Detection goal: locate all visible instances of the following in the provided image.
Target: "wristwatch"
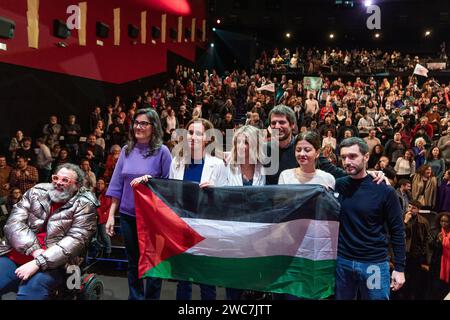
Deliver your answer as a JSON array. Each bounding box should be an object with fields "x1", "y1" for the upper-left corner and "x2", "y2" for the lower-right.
[{"x1": 34, "y1": 254, "x2": 46, "y2": 270}]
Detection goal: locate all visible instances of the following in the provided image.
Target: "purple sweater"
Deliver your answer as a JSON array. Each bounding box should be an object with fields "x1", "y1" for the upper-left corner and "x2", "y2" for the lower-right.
[{"x1": 106, "y1": 143, "x2": 172, "y2": 216}]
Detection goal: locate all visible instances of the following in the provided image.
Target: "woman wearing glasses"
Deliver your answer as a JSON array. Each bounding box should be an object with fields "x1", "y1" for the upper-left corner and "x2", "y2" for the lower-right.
[{"x1": 105, "y1": 108, "x2": 172, "y2": 300}]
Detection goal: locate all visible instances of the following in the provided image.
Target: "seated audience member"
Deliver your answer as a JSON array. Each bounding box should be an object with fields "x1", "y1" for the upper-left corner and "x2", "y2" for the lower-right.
[
  {"x1": 80, "y1": 159, "x2": 96, "y2": 191},
  {"x1": 0, "y1": 163, "x2": 98, "y2": 300},
  {"x1": 102, "y1": 145, "x2": 121, "y2": 183},
  {"x1": 51, "y1": 148, "x2": 71, "y2": 173},
  {"x1": 79, "y1": 134, "x2": 105, "y2": 177},
  {"x1": 15, "y1": 137, "x2": 36, "y2": 167}
]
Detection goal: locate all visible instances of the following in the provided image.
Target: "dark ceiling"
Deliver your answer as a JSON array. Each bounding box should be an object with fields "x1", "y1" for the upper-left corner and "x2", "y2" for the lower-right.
[{"x1": 207, "y1": 0, "x2": 450, "y2": 51}]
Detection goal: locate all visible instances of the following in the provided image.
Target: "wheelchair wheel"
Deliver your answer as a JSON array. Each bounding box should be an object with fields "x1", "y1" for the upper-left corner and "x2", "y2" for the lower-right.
[{"x1": 79, "y1": 276, "x2": 104, "y2": 300}]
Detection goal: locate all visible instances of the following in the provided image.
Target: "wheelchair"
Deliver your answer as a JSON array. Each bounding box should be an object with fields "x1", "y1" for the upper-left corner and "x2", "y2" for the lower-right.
[
  {"x1": 51, "y1": 272, "x2": 104, "y2": 300},
  {"x1": 51, "y1": 246, "x2": 105, "y2": 300}
]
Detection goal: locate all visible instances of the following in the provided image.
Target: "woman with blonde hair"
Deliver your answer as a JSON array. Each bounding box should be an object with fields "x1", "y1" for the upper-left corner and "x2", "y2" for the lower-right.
[
  {"x1": 228, "y1": 125, "x2": 265, "y2": 186},
  {"x1": 225, "y1": 125, "x2": 266, "y2": 300},
  {"x1": 412, "y1": 137, "x2": 427, "y2": 169}
]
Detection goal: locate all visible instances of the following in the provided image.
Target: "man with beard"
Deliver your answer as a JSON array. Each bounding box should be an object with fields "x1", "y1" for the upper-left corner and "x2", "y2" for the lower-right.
[
  {"x1": 334, "y1": 137, "x2": 406, "y2": 300},
  {"x1": 265, "y1": 105, "x2": 384, "y2": 185},
  {"x1": 0, "y1": 163, "x2": 98, "y2": 300},
  {"x1": 265, "y1": 105, "x2": 299, "y2": 185}
]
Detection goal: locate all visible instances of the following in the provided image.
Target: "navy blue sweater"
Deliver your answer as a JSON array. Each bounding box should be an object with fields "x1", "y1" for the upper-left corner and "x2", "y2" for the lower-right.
[{"x1": 336, "y1": 175, "x2": 406, "y2": 272}]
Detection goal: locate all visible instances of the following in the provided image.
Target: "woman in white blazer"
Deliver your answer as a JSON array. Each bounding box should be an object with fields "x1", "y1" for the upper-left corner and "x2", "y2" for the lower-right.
[
  {"x1": 225, "y1": 125, "x2": 266, "y2": 300},
  {"x1": 132, "y1": 118, "x2": 227, "y2": 299},
  {"x1": 226, "y1": 125, "x2": 266, "y2": 187},
  {"x1": 170, "y1": 118, "x2": 227, "y2": 300}
]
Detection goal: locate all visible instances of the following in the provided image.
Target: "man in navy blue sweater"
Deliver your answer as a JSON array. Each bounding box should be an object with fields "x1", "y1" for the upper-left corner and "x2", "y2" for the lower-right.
[{"x1": 335, "y1": 137, "x2": 406, "y2": 300}]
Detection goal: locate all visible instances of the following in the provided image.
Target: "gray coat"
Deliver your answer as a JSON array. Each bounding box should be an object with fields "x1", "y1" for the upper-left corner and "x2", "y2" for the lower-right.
[{"x1": 0, "y1": 183, "x2": 99, "y2": 270}]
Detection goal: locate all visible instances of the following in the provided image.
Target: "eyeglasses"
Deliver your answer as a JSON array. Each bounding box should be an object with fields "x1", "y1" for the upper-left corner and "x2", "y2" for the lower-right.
[
  {"x1": 51, "y1": 175, "x2": 76, "y2": 185},
  {"x1": 133, "y1": 120, "x2": 151, "y2": 128}
]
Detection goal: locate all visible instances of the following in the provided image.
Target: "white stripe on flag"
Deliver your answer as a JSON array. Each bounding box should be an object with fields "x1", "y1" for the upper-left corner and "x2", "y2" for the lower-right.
[{"x1": 183, "y1": 218, "x2": 339, "y2": 261}]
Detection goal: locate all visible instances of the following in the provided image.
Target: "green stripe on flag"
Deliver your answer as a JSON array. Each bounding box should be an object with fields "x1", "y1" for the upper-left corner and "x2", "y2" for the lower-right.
[{"x1": 143, "y1": 254, "x2": 336, "y2": 299}]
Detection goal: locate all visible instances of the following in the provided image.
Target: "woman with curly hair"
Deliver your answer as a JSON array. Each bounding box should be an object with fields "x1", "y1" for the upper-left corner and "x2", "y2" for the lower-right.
[{"x1": 411, "y1": 164, "x2": 438, "y2": 209}]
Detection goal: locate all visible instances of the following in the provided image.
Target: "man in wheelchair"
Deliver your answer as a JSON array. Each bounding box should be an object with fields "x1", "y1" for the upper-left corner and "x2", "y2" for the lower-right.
[{"x1": 0, "y1": 163, "x2": 98, "y2": 300}]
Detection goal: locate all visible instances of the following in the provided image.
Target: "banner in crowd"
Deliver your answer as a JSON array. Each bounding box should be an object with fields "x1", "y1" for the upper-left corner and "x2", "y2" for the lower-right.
[
  {"x1": 134, "y1": 179, "x2": 341, "y2": 299},
  {"x1": 426, "y1": 62, "x2": 446, "y2": 71},
  {"x1": 413, "y1": 64, "x2": 429, "y2": 77},
  {"x1": 256, "y1": 83, "x2": 275, "y2": 92},
  {"x1": 303, "y1": 76, "x2": 323, "y2": 91}
]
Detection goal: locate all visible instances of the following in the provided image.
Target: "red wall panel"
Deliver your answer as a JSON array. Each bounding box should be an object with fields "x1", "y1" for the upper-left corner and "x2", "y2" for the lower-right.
[{"x1": 0, "y1": 0, "x2": 205, "y2": 84}]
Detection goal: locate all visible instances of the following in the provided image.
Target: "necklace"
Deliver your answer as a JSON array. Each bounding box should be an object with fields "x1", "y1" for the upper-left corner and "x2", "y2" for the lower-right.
[{"x1": 294, "y1": 167, "x2": 315, "y2": 182}]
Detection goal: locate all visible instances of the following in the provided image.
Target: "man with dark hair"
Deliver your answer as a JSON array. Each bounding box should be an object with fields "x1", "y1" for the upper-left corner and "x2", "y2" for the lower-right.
[
  {"x1": 0, "y1": 163, "x2": 98, "y2": 300},
  {"x1": 63, "y1": 115, "x2": 81, "y2": 159},
  {"x1": 337, "y1": 118, "x2": 359, "y2": 143},
  {"x1": 335, "y1": 137, "x2": 406, "y2": 300},
  {"x1": 42, "y1": 116, "x2": 62, "y2": 149},
  {"x1": 79, "y1": 134, "x2": 104, "y2": 177},
  {"x1": 396, "y1": 178, "x2": 412, "y2": 212},
  {"x1": 15, "y1": 137, "x2": 36, "y2": 166},
  {"x1": 9, "y1": 156, "x2": 39, "y2": 194},
  {"x1": 399, "y1": 200, "x2": 431, "y2": 300},
  {"x1": 265, "y1": 105, "x2": 298, "y2": 185}
]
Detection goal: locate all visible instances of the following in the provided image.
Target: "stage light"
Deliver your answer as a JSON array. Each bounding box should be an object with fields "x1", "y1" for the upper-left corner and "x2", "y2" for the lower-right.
[
  {"x1": 364, "y1": 0, "x2": 372, "y2": 7},
  {"x1": 285, "y1": 33, "x2": 291, "y2": 38},
  {"x1": 216, "y1": 19, "x2": 221, "y2": 24},
  {"x1": 210, "y1": 43, "x2": 215, "y2": 48},
  {"x1": 425, "y1": 30, "x2": 431, "y2": 37},
  {"x1": 212, "y1": 27, "x2": 216, "y2": 32},
  {"x1": 329, "y1": 33, "x2": 335, "y2": 39},
  {"x1": 375, "y1": 33, "x2": 380, "y2": 38}
]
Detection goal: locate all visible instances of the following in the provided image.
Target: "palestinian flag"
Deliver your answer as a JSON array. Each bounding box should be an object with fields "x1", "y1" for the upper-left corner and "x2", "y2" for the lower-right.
[{"x1": 134, "y1": 179, "x2": 340, "y2": 299}]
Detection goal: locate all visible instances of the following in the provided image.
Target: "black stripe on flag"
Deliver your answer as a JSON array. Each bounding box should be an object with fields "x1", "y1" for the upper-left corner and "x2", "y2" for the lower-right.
[{"x1": 146, "y1": 179, "x2": 340, "y2": 223}]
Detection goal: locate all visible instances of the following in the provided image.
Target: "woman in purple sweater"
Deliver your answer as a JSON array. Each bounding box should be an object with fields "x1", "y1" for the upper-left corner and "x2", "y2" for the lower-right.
[{"x1": 105, "y1": 108, "x2": 172, "y2": 300}]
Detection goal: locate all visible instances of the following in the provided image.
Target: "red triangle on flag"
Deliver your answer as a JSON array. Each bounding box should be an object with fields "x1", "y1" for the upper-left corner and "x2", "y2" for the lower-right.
[{"x1": 134, "y1": 183, "x2": 205, "y2": 278}]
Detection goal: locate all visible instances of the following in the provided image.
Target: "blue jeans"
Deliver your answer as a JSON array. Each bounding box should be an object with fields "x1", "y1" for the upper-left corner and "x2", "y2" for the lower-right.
[
  {"x1": 335, "y1": 256, "x2": 390, "y2": 300},
  {"x1": 0, "y1": 256, "x2": 65, "y2": 300},
  {"x1": 176, "y1": 281, "x2": 216, "y2": 300},
  {"x1": 120, "y1": 213, "x2": 162, "y2": 300}
]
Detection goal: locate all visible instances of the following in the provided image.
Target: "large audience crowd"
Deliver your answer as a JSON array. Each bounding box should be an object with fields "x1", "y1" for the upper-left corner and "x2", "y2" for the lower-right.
[{"x1": 257, "y1": 44, "x2": 448, "y2": 75}]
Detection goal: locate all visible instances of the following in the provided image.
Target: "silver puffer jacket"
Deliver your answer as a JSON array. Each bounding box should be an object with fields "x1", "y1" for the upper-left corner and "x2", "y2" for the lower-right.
[{"x1": 0, "y1": 183, "x2": 99, "y2": 270}]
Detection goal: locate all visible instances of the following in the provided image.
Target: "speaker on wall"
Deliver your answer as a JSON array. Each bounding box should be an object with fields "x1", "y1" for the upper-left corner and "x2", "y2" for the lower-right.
[
  {"x1": 0, "y1": 17, "x2": 15, "y2": 39},
  {"x1": 169, "y1": 28, "x2": 177, "y2": 40},
  {"x1": 96, "y1": 22, "x2": 110, "y2": 38},
  {"x1": 53, "y1": 19, "x2": 71, "y2": 39},
  {"x1": 196, "y1": 28, "x2": 203, "y2": 40},
  {"x1": 151, "y1": 26, "x2": 161, "y2": 39},
  {"x1": 128, "y1": 24, "x2": 139, "y2": 39},
  {"x1": 184, "y1": 28, "x2": 191, "y2": 39}
]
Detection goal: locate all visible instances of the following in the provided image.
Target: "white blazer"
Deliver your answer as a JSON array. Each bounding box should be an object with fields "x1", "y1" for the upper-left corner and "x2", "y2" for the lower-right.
[
  {"x1": 226, "y1": 163, "x2": 266, "y2": 186},
  {"x1": 169, "y1": 153, "x2": 228, "y2": 186}
]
